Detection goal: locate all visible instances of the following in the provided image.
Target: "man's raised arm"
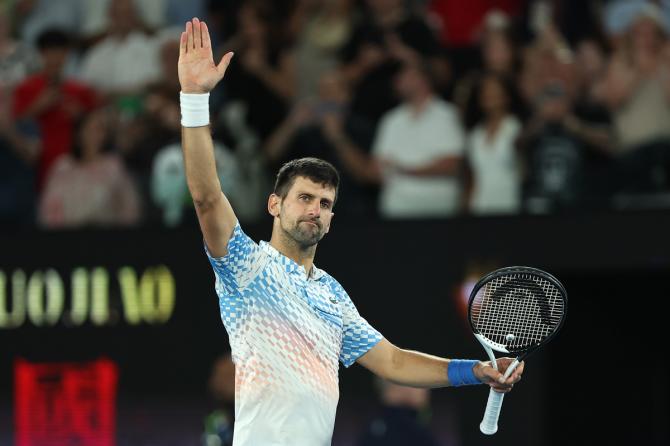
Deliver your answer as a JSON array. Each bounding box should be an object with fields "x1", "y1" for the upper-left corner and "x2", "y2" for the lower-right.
[{"x1": 178, "y1": 18, "x2": 235, "y2": 257}]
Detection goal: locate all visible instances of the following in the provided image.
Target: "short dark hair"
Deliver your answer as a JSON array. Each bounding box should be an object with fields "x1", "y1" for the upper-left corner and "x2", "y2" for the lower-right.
[
  {"x1": 36, "y1": 29, "x2": 71, "y2": 51},
  {"x1": 274, "y1": 158, "x2": 340, "y2": 203},
  {"x1": 395, "y1": 58, "x2": 441, "y2": 93}
]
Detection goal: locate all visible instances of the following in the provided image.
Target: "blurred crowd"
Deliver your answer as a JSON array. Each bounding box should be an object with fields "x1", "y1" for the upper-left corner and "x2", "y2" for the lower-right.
[{"x1": 2, "y1": 0, "x2": 670, "y2": 229}]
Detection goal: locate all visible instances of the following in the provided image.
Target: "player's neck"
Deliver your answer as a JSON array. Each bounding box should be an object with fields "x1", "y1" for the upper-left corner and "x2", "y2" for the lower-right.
[{"x1": 270, "y1": 234, "x2": 317, "y2": 278}]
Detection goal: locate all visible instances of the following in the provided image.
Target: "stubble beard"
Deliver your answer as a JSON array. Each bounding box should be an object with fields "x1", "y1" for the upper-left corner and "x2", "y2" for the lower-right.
[{"x1": 282, "y1": 218, "x2": 324, "y2": 250}]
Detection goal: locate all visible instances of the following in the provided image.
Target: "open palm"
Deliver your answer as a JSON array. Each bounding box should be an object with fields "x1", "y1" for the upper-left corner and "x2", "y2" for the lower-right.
[{"x1": 178, "y1": 18, "x2": 233, "y2": 94}]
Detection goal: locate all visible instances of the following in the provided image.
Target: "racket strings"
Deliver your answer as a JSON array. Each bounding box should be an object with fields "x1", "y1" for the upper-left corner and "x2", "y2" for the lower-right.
[{"x1": 470, "y1": 273, "x2": 565, "y2": 350}]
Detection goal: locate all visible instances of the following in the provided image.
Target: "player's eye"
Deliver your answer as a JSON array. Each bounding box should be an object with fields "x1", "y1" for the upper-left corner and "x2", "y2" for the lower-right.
[{"x1": 320, "y1": 201, "x2": 331, "y2": 209}]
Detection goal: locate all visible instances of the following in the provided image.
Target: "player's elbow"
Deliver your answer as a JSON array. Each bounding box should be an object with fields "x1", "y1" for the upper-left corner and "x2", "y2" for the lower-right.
[
  {"x1": 381, "y1": 345, "x2": 406, "y2": 382},
  {"x1": 192, "y1": 191, "x2": 222, "y2": 213}
]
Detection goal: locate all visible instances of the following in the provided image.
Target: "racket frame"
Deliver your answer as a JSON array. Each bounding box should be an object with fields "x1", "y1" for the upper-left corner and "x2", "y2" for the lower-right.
[{"x1": 466, "y1": 266, "x2": 568, "y2": 434}]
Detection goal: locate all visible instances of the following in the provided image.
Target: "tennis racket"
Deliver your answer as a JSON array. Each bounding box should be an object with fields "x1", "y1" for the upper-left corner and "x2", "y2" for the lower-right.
[{"x1": 468, "y1": 266, "x2": 567, "y2": 435}]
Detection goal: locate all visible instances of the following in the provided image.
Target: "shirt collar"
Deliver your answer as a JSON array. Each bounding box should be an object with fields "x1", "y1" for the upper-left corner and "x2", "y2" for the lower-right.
[{"x1": 259, "y1": 241, "x2": 326, "y2": 281}]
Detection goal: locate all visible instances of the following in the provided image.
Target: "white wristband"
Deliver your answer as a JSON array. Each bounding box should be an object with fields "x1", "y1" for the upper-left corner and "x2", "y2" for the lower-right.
[{"x1": 180, "y1": 92, "x2": 210, "y2": 127}]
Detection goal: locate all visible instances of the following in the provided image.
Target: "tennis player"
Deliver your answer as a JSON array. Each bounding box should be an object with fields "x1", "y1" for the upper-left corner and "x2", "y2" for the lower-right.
[{"x1": 178, "y1": 18, "x2": 524, "y2": 446}]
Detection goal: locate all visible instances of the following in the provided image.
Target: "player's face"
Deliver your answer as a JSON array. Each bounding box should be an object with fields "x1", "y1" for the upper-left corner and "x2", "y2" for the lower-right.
[{"x1": 278, "y1": 177, "x2": 335, "y2": 248}]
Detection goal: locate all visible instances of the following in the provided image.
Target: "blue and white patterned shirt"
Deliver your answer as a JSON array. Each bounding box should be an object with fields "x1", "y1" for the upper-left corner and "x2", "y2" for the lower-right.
[{"x1": 205, "y1": 222, "x2": 383, "y2": 446}]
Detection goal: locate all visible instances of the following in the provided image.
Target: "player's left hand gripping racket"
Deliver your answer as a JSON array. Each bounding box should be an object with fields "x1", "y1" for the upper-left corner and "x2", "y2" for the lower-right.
[{"x1": 468, "y1": 266, "x2": 567, "y2": 435}]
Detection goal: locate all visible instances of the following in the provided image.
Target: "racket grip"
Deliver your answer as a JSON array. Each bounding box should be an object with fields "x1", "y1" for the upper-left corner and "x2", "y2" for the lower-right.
[{"x1": 480, "y1": 388, "x2": 505, "y2": 435}]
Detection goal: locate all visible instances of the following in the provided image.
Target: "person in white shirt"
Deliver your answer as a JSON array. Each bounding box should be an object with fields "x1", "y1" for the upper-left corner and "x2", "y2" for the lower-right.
[
  {"x1": 324, "y1": 60, "x2": 466, "y2": 218},
  {"x1": 79, "y1": 0, "x2": 160, "y2": 95},
  {"x1": 465, "y1": 73, "x2": 522, "y2": 215},
  {"x1": 178, "y1": 18, "x2": 524, "y2": 446}
]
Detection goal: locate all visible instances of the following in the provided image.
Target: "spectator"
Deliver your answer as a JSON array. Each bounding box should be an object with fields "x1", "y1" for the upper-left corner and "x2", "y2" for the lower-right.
[
  {"x1": 0, "y1": 84, "x2": 39, "y2": 226},
  {"x1": 38, "y1": 108, "x2": 140, "y2": 228},
  {"x1": 14, "y1": 0, "x2": 81, "y2": 45},
  {"x1": 152, "y1": 35, "x2": 181, "y2": 98},
  {"x1": 264, "y1": 70, "x2": 378, "y2": 216},
  {"x1": 453, "y1": 11, "x2": 523, "y2": 127},
  {"x1": 340, "y1": 0, "x2": 446, "y2": 124},
  {"x1": 518, "y1": 79, "x2": 588, "y2": 212},
  {"x1": 290, "y1": 0, "x2": 358, "y2": 101},
  {"x1": 464, "y1": 73, "x2": 523, "y2": 215},
  {"x1": 603, "y1": 0, "x2": 670, "y2": 45},
  {"x1": 0, "y1": 4, "x2": 39, "y2": 225},
  {"x1": 79, "y1": 0, "x2": 178, "y2": 39},
  {"x1": 356, "y1": 380, "x2": 438, "y2": 446},
  {"x1": 518, "y1": 21, "x2": 575, "y2": 109},
  {"x1": 332, "y1": 60, "x2": 465, "y2": 218},
  {"x1": 519, "y1": 23, "x2": 619, "y2": 211},
  {"x1": 573, "y1": 36, "x2": 612, "y2": 135},
  {"x1": 427, "y1": 0, "x2": 523, "y2": 48},
  {"x1": 12, "y1": 29, "x2": 98, "y2": 189},
  {"x1": 78, "y1": 0, "x2": 205, "y2": 45},
  {"x1": 151, "y1": 140, "x2": 241, "y2": 227},
  {"x1": 222, "y1": 0, "x2": 295, "y2": 141},
  {"x1": 478, "y1": 12, "x2": 520, "y2": 77},
  {"x1": 570, "y1": 36, "x2": 615, "y2": 201},
  {"x1": 79, "y1": 0, "x2": 161, "y2": 97},
  {"x1": 141, "y1": 34, "x2": 246, "y2": 225},
  {"x1": 599, "y1": 3, "x2": 670, "y2": 194},
  {"x1": 600, "y1": 3, "x2": 670, "y2": 153},
  {"x1": 116, "y1": 37, "x2": 182, "y2": 178}
]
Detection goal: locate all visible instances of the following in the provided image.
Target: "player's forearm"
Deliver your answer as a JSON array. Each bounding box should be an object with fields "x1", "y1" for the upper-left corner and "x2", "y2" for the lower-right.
[
  {"x1": 384, "y1": 349, "x2": 488, "y2": 389},
  {"x1": 181, "y1": 126, "x2": 223, "y2": 206},
  {"x1": 383, "y1": 348, "x2": 450, "y2": 388}
]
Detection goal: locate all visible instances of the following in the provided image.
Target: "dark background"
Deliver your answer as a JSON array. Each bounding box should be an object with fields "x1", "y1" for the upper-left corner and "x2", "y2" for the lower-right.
[{"x1": 1, "y1": 210, "x2": 668, "y2": 445}]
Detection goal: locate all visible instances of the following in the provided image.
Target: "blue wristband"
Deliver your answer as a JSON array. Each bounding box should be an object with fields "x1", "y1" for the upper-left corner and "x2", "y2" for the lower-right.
[{"x1": 448, "y1": 359, "x2": 482, "y2": 386}]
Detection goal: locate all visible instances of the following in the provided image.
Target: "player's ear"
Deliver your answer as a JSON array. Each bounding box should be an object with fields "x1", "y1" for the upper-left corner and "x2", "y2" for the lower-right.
[
  {"x1": 268, "y1": 193, "x2": 281, "y2": 217},
  {"x1": 324, "y1": 212, "x2": 333, "y2": 234}
]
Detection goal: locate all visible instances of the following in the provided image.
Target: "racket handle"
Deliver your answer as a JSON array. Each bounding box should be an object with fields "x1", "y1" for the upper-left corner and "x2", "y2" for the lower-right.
[
  {"x1": 480, "y1": 388, "x2": 505, "y2": 435},
  {"x1": 479, "y1": 358, "x2": 520, "y2": 434}
]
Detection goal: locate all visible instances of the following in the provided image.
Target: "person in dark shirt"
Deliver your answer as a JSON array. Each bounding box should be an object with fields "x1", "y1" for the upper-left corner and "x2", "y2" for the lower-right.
[
  {"x1": 263, "y1": 70, "x2": 378, "y2": 217},
  {"x1": 339, "y1": 0, "x2": 445, "y2": 124},
  {"x1": 221, "y1": 0, "x2": 295, "y2": 141},
  {"x1": 519, "y1": 81, "x2": 593, "y2": 212}
]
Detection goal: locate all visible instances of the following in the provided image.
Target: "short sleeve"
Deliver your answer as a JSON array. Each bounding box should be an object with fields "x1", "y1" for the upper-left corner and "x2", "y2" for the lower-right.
[
  {"x1": 338, "y1": 290, "x2": 383, "y2": 367},
  {"x1": 204, "y1": 222, "x2": 266, "y2": 295}
]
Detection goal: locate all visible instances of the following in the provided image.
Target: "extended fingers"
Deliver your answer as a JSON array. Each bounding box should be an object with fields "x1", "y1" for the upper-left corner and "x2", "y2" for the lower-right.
[
  {"x1": 186, "y1": 21, "x2": 193, "y2": 50},
  {"x1": 180, "y1": 31, "x2": 187, "y2": 55},
  {"x1": 202, "y1": 22, "x2": 212, "y2": 49},
  {"x1": 193, "y1": 17, "x2": 202, "y2": 48}
]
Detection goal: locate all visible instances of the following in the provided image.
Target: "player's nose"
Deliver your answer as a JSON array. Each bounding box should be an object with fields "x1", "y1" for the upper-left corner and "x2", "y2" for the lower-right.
[{"x1": 307, "y1": 202, "x2": 321, "y2": 216}]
